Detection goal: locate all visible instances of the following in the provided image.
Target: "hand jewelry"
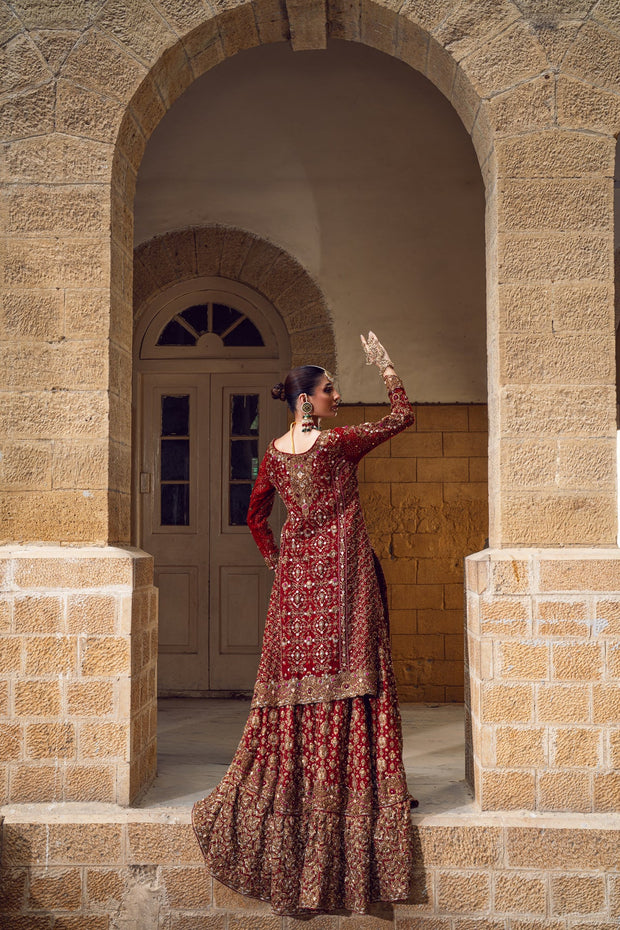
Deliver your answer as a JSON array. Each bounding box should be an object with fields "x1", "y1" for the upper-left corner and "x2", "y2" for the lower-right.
[{"x1": 360, "y1": 330, "x2": 393, "y2": 372}]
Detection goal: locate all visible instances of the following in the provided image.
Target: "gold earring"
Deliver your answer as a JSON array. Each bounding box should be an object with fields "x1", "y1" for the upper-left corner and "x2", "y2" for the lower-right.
[{"x1": 301, "y1": 399, "x2": 314, "y2": 432}]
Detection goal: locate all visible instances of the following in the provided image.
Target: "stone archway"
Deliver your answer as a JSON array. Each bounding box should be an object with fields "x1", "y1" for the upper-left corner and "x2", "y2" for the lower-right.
[
  {"x1": 2, "y1": 0, "x2": 620, "y2": 812},
  {"x1": 133, "y1": 225, "x2": 336, "y2": 371}
]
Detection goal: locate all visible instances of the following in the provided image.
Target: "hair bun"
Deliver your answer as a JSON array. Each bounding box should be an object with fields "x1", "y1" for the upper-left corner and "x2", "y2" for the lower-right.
[{"x1": 271, "y1": 382, "x2": 286, "y2": 402}]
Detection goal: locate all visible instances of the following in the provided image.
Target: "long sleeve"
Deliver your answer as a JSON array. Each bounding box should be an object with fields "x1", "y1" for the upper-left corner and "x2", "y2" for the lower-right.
[
  {"x1": 335, "y1": 372, "x2": 415, "y2": 462},
  {"x1": 246, "y1": 453, "x2": 279, "y2": 569}
]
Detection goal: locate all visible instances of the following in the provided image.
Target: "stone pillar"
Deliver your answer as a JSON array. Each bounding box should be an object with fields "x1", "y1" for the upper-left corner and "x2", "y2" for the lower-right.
[
  {"x1": 466, "y1": 549, "x2": 620, "y2": 812},
  {"x1": 488, "y1": 131, "x2": 617, "y2": 548},
  {"x1": 0, "y1": 547, "x2": 157, "y2": 805}
]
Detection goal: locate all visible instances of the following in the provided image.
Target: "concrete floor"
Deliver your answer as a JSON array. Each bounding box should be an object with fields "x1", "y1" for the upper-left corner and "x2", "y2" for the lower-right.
[{"x1": 139, "y1": 698, "x2": 474, "y2": 814}]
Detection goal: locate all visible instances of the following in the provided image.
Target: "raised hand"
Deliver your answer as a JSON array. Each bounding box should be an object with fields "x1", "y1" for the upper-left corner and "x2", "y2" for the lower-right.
[{"x1": 360, "y1": 331, "x2": 393, "y2": 372}]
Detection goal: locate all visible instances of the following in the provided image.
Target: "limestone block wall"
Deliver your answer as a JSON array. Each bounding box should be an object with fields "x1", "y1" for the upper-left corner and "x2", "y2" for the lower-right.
[
  {"x1": 0, "y1": 547, "x2": 157, "y2": 805},
  {"x1": 338, "y1": 402, "x2": 488, "y2": 703},
  {"x1": 1, "y1": 814, "x2": 619, "y2": 929},
  {"x1": 467, "y1": 549, "x2": 620, "y2": 812}
]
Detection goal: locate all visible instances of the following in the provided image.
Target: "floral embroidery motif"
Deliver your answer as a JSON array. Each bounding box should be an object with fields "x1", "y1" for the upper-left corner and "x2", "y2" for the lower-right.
[{"x1": 192, "y1": 374, "x2": 416, "y2": 915}]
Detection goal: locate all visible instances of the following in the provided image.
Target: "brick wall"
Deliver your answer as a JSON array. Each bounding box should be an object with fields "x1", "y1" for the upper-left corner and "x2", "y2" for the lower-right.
[
  {"x1": 2, "y1": 816, "x2": 619, "y2": 928},
  {"x1": 338, "y1": 402, "x2": 488, "y2": 703},
  {"x1": 0, "y1": 547, "x2": 157, "y2": 805},
  {"x1": 467, "y1": 549, "x2": 620, "y2": 811}
]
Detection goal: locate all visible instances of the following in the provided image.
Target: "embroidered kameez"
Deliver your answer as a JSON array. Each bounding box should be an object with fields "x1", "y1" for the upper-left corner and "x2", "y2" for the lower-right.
[{"x1": 192, "y1": 374, "x2": 416, "y2": 915}]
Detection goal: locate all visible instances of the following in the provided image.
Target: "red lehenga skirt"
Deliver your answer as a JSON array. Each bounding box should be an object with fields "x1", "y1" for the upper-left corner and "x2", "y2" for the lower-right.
[{"x1": 191, "y1": 670, "x2": 414, "y2": 916}]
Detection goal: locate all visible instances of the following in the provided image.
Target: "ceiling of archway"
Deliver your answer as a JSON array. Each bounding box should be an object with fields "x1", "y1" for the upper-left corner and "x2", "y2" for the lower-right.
[{"x1": 134, "y1": 40, "x2": 486, "y2": 402}]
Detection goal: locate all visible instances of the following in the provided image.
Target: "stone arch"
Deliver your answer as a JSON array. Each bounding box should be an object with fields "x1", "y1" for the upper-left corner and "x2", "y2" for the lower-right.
[
  {"x1": 3, "y1": 0, "x2": 620, "y2": 814},
  {"x1": 133, "y1": 226, "x2": 336, "y2": 372}
]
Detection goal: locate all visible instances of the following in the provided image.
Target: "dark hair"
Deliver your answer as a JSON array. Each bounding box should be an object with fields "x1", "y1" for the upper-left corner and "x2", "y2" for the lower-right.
[{"x1": 271, "y1": 366, "x2": 327, "y2": 414}]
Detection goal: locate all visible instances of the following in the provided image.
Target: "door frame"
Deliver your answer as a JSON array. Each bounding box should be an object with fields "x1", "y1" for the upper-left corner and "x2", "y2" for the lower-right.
[{"x1": 132, "y1": 276, "x2": 291, "y2": 693}]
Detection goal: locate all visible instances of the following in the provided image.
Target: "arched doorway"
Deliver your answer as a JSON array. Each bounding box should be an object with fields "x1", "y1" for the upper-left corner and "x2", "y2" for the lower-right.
[{"x1": 134, "y1": 275, "x2": 290, "y2": 693}]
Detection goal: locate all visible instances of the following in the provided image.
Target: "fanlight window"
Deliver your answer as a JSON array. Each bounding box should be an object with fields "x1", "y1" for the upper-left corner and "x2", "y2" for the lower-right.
[{"x1": 157, "y1": 303, "x2": 264, "y2": 349}]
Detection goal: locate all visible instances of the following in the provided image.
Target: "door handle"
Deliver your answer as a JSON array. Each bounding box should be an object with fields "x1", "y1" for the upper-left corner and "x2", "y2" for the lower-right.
[{"x1": 140, "y1": 472, "x2": 151, "y2": 493}]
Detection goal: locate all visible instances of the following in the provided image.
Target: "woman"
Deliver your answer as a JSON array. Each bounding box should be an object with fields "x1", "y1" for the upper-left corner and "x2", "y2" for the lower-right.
[{"x1": 192, "y1": 332, "x2": 416, "y2": 915}]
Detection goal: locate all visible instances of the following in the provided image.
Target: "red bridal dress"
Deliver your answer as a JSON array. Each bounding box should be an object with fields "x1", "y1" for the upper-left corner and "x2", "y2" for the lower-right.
[{"x1": 192, "y1": 373, "x2": 415, "y2": 915}]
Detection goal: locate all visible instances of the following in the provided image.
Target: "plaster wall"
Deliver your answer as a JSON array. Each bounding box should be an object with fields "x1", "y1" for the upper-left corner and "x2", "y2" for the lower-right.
[{"x1": 135, "y1": 41, "x2": 486, "y2": 403}]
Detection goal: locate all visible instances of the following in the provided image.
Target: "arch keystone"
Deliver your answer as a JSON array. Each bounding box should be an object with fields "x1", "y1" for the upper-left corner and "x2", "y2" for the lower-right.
[{"x1": 286, "y1": 0, "x2": 327, "y2": 50}]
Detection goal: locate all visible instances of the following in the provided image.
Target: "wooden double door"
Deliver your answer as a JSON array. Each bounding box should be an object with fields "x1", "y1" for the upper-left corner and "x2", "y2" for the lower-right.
[{"x1": 138, "y1": 371, "x2": 284, "y2": 693}]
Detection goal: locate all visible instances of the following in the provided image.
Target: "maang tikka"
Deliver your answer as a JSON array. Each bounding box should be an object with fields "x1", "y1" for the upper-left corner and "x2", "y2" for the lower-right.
[{"x1": 301, "y1": 399, "x2": 315, "y2": 432}]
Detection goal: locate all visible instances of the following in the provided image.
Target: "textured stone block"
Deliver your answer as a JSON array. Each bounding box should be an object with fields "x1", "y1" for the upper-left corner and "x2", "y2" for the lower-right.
[
  {"x1": 161, "y1": 865, "x2": 212, "y2": 908},
  {"x1": 488, "y1": 560, "x2": 530, "y2": 595},
  {"x1": 593, "y1": 685, "x2": 620, "y2": 723},
  {"x1": 535, "y1": 599, "x2": 589, "y2": 637},
  {"x1": 0, "y1": 440, "x2": 53, "y2": 491},
  {"x1": 0, "y1": 679, "x2": 8, "y2": 715},
  {"x1": 500, "y1": 331, "x2": 613, "y2": 383},
  {"x1": 552, "y1": 727, "x2": 601, "y2": 767},
  {"x1": 537, "y1": 684, "x2": 589, "y2": 723},
  {"x1": 127, "y1": 823, "x2": 202, "y2": 864},
  {"x1": 593, "y1": 772, "x2": 620, "y2": 811},
  {"x1": 51, "y1": 441, "x2": 108, "y2": 491},
  {"x1": 496, "y1": 726, "x2": 546, "y2": 767},
  {"x1": 538, "y1": 772, "x2": 591, "y2": 812},
  {"x1": 26, "y1": 723, "x2": 76, "y2": 760},
  {"x1": 13, "y1": 595, "x2": 63, "y2": 634},
  {"x1": 29, "y1": 867, "x2": 82, "y2": 910},
  {"x1": 501, "y1": 491, "x2": 616, "y2": 546},
  {"x1": 479, "y1": 597, "x2": 530, "y2": 637},
  {"x1": 0, "y1": 391, "x2": 108, "y2": 441},
  {"x1": 227, "y1": 916, "x2": 282, "y2": 930},
  {"x1": 416, "y1": 826, "x2": 502, "y2": 868},
  {"x1": 507, "y1": 826, "x2": 619, "y2": 869},
  {"x1": 557, "y1": 73, "x2": 620, "y2": 132},
  {"x1": 480, "y1": 770, "x2": 535, "y2": 810},
  {"x1": 498, "y1": 177, "x2": 612, "y2": 232},
  {"x1": 86, "y1": 867, "x2": 125, "y2": 906},
  {"x1": 493, "y1": 871, "x2": 546, "y2": 915},
  {"x1": 14, "y1": 552, "x2": 134, "y2": 589},
  {"x1": 500, "y1": 385, "x2": 615, "y2": 438},
  {"x1": 0, "y1": 724, "x2": 22, "y2": 761},
  {"x1": 66, "y1": 594, "x2": 116, "y2": 635},
  {"x1": 15, "y1": 680, "x2": 61, "y2": 717},
  {"x1": 0, "y1": 866, "x2": 27, "y2": 912},
  {"x1": 9, "y1": 763, "x2": 62, "y2": 803},
  {"x1": 80, "y1": 722, "x2": 128, "y2": 760},
  {"x1": 436, "y1": 870, "x2": 490, "y2": 912},
  {"x1": 65, "y1": 764, "x2": 115, "y2": 801},
  {"x1": 67, "y1": 680, "x2": 115, "y2": 717},
  {"x1": 501, "y1": 493, "x2": 616, "y2": 547},
  {"x1": 0, "y1": 637, "x2": 22, "y2": 673},
  {"x1": 481, "y1": 683, "x2": 533, "y2": 723},
  {"x1": 552, "y1": 643, "x2": 604, "y2": 681},
  {"x1": 6, "y1": 184, "x2": 110, "y2": 236},
  {"x1": 540, "y1": 557, "x2": 620, "y2": 593},
  {"x1": 48, "y1": 916, "x2": 109, "y2": 929},
  {"x1": 4, "y1": 238, "x2": 110, "y2": 288},
  {"x1": 80, "y1": 636, "x2": 130, "y2": 676},
  {"x1": 593, "y1": 599, "x2": 620, "y2": 636},
  {"x1": 497, "y1": 642, "x2": 549, "y2": 680},
  {"x1": 56, "y1": 79, "x2": 124, "y2": 142},
  {"x1": 551, "y1": 873, "x2": 605, "y2": 916},
  {"x1": 24, "y1": 636, "x2": 76, "y2": 675},
  {"x1": 168, "y1": 916, "x2": 227, "y2": 930},
  {"x1": 495, "y1": 130, "x2": 614, "y2": 178},
  {"x1": 64, "y1": 289, "x2": 111, "y2": 338}
]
